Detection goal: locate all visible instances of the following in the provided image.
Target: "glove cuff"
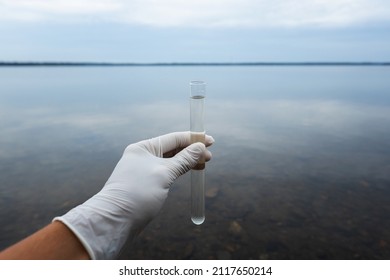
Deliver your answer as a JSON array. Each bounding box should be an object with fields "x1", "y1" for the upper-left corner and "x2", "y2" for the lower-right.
[{"x1": 53, "y1": 195, "x2": 136, "y2": 259}]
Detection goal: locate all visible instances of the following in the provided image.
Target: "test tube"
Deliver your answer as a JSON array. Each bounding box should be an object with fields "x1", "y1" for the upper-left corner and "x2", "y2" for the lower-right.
[{"x1": 190, "y1": 81, "x2": 206, "y2": 225}]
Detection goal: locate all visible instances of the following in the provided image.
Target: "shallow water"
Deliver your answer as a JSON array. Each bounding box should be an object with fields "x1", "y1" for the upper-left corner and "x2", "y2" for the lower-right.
[{"x1": 0, "y1": 66, "x2": 389, "y2": 259}]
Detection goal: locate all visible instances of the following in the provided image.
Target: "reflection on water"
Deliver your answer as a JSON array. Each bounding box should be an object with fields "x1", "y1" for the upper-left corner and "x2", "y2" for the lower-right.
[{"x1": 1, "y1": 66, "x2": 390, "y2": 259}]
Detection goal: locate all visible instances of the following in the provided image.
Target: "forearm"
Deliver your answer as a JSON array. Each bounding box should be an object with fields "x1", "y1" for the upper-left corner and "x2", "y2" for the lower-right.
[{"x1": 0, "y1": 221, "x2": 90, "y2": 260}]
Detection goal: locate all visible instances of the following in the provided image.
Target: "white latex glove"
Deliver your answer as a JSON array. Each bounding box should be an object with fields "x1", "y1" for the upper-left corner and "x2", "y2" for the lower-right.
[{"x1": 54, "y1": 131, "x2": 214, "y2": 259}]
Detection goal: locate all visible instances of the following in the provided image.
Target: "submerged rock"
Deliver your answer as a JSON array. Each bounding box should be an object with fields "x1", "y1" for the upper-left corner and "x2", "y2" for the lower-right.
[
  {"x1": 206, "y1": 187, "x2": 219, "y2": 198},
  {"x1": 228, "y1": 220, "x2": 243, "y2": 236}
]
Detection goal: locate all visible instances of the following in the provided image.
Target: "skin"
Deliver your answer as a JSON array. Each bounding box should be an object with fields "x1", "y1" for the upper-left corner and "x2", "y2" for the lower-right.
[{"x1": 0, "y1": 221, "x2": 90, "y2": 260}]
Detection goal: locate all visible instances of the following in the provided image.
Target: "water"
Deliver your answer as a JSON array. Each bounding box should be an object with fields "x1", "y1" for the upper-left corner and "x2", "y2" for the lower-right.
[
  {"x1": 191, "y1": 169, "x2": 205, "y2": 225},
  {"x1": 190, "y1": 91, "x2": 206, "y2": 225},
  {"x1": 0, "y1": 66, "x2": 390, "y2": 259}
]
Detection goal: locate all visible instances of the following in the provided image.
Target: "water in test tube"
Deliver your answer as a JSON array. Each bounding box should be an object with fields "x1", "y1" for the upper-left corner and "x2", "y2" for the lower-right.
[{"x1": 190, "y1": 81, "x2": 206, "y2": 225}]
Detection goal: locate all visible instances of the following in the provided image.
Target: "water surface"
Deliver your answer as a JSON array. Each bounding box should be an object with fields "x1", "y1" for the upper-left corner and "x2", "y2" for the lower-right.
[{"x1": 0, "y1": 66, "x2": 389, "y2": 259}]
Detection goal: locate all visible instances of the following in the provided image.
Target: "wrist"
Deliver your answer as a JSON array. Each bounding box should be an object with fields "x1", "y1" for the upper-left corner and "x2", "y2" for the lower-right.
[{"x1": 53, "y1": 193, "x2": 137, "y2": 260}]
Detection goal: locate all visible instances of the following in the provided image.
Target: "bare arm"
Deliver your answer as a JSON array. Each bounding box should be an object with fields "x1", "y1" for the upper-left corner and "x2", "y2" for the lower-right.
[{"x1": 0, "y1": 221, "x2": 90, "y2": 260}]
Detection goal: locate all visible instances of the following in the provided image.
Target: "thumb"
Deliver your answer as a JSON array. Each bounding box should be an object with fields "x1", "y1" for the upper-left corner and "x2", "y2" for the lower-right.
[{"x1": 167, "y1": 142, "x2": 211, "y2": 179}]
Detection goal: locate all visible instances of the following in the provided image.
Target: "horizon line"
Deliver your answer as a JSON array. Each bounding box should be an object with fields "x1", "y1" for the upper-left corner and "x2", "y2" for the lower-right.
[{"x1": 1, "y1": 61, "x2": 390, "y2": 67}]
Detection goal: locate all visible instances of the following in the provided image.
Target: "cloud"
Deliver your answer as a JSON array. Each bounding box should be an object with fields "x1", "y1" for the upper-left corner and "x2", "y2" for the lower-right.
[
  {"x1": 0, "y1": 0, "x2": 389, "y2": 27},
  {"x1": 0, "y1": 0, "x2": 120, "y2": 21},
  {"x1": 117, "y1": 0, "x2": 390, "y2": 28}
]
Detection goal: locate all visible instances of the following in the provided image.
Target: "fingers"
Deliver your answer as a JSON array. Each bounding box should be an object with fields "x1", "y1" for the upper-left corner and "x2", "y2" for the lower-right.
[
  {"x1": 205, "y1": 135, "x2": 215, "y2": 147},
  {"x1": 140, "y1": 131, "x2": 214, "y2": 157},
  {"x1": 204, "y1": 148, "x2": 212, "y2": 162},
  {"x1": 158, "y1": 131, "x2": 191, "y2": 155},
  {"x1": 168, "y1": 142, "x2": 212, "y2": 178}
]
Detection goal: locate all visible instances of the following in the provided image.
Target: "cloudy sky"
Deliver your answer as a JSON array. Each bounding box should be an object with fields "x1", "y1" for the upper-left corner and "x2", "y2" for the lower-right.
[{"x1": 0, "y1": 0, "x2": 389, "y2": 62}]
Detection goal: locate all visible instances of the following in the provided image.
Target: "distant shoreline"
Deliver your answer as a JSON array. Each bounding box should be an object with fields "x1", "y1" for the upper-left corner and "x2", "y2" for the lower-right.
[{"x1": 1, "y1": 61, "x2": 390, "y2": 67}]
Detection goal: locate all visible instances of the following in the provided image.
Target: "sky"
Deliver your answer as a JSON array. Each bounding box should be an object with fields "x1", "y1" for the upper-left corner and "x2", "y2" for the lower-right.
[{"x1": 0, "y1": 0, "x2": 390, "y2": 62}]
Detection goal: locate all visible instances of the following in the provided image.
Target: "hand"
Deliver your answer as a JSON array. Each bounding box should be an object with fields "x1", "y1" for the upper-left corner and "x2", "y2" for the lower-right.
[{"x1": 54, "y1": 131, "x2": 214, "y2": 259}]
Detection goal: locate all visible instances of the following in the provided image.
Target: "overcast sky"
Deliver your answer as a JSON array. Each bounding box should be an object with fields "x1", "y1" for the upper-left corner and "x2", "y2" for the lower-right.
[{"x1": 1, "y1": 0, "x2": 389, "y2": 62}]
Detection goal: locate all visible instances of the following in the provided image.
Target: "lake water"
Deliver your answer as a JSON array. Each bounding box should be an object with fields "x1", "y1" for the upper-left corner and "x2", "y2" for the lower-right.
[{"x1": 0, "y1": 66, "x2": 390, "y2": 259}]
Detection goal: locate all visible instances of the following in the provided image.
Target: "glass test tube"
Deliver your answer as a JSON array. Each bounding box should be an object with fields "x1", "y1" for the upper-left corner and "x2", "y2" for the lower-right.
[{"x1": 190, "y1": 81, "x2": 206, "y2": 225}]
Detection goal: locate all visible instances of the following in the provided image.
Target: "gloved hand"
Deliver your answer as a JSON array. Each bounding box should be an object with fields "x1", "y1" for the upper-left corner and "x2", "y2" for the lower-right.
[{"x1": 53, "y1": 131, "x2": 214, "y2": 259}]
